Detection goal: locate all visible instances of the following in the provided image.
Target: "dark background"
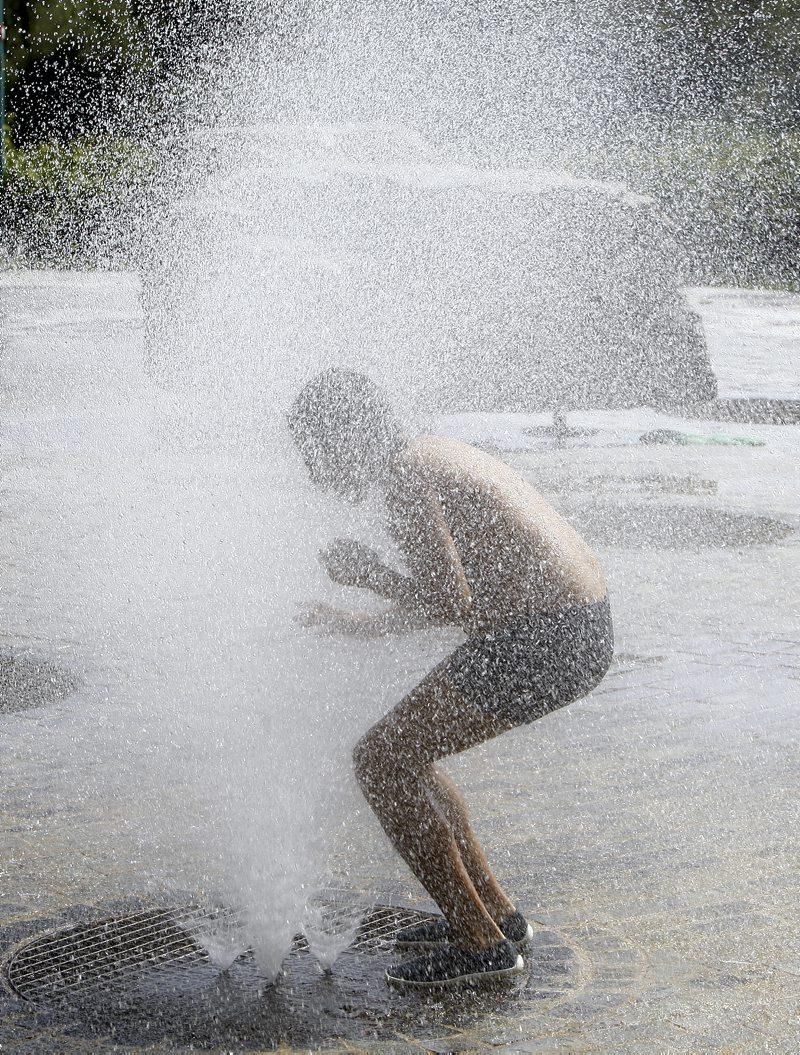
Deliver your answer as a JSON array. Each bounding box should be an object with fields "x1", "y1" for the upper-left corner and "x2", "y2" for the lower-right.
[
  {"x1": 5, "y1": 1, "x2": 798, "y2": 143},
  {"x1": 1, "y1": 1, "x2": 798, "y2": 282},
  {"x1": 3, "y1": 0, "x2": 293, "y2": 144}
]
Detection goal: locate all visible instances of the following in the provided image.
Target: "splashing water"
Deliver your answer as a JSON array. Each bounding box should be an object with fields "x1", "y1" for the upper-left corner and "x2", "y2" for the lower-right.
[
  {"x1": 2, "y1": 1, "x2": 712, "y2": 982},
  {"x1": 302, "y1": 898, "x2": 366, "y2": 972}
]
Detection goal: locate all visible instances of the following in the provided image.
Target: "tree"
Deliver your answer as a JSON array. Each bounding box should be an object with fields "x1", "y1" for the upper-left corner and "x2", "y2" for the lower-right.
[
  {"x1": 6, "y1": 0, "x2": 141, "y2": 143},
  {"x1": 5, "y1": 0, "x2": 307, "y2": 144},
  {"x1": 624, "y1": 0, "x2": 800, "y2": 122}
]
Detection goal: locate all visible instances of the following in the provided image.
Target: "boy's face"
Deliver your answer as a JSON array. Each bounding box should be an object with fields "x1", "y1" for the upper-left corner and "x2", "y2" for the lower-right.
[{"x1": 298, "y1": 439, "x2": 370, "y2": 504}]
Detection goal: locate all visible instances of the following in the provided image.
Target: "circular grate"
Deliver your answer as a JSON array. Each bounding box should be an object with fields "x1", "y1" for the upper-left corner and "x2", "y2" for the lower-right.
[
  {"x1": 6, "y1": 905, "x2": 208, "y2": 1004},
  {"x1": 1, "y1": 902, "x2": 583, "y2": 1049},
  {"x1": 3, "y1": 902, "x2": 436, "y2": 1006}
]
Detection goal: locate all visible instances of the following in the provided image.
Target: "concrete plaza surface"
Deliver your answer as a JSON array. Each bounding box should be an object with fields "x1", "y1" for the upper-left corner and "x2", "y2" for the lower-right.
[{"x1": 0, "y1": 277, "x2": 798, "y2": 1053}]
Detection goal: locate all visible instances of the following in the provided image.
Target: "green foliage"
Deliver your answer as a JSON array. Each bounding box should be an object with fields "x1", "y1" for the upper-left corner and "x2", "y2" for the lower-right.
[
  {"x1": 2, "y1": 2, "x2": 800, "y2": 280},
  {"x1": 625, "y1": 0, "x2": 800, "y2": 119},
  {"x1": 0, "y1": 134, "x2": 156, "y2": 266},
  {"x1": 3, "y1": 133, "x2": 151, "y2": 193},
  {"x1": 577, "y1": 120, "x2": 800, "y2": 287},
  {"x1": 5, "y1": 0, "x2": 138, "y2": 86},
  {"x1": 645, "y1": 124, "x2": 799, "y2": 285},
  {"x1": 3, "y1": 0, "x2": 191, "y2": 143},
  {"x1": 3, "y1": 0, "x2": 247, "y2": 143}
]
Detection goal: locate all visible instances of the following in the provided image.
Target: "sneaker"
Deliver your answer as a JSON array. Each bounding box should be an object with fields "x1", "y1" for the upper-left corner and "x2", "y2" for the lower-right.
[
  {"x1": 386, "y1": 939, "x2": 524, "y2": 991},
  {"x1": 394, "y1": 910, "x2": 533, "y2": 950}
]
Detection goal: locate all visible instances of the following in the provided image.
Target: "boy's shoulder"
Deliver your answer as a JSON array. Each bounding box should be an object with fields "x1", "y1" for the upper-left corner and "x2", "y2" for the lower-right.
[
  {"x1": 402, "y1": 436, "x2": 515, "y2": 486},
  {"x1": 402, "y1": 434, "x2": 477, "y2": 470},
  {"x1": 388, "y1": 436, "x2": 473, "y2": 501},
  {"x1": 399, "y1": 435, "x2": 536, "y2": 502}
]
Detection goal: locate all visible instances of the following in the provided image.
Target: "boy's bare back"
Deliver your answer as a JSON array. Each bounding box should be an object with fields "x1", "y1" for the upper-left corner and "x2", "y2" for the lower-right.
[{"x1": 387, "y1": 435, "x2": 607, "y2": 632}]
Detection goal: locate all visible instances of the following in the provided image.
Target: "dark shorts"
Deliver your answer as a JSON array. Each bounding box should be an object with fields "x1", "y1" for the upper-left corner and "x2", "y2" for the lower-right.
[{"x1": 441, "y1": 597, "x2": 614, "y2": 727}]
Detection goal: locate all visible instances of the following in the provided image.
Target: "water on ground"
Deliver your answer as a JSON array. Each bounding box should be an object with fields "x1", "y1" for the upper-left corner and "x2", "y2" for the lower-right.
[{"x1": 0, "y1": 275, "x2": 798, "y2": 1052}]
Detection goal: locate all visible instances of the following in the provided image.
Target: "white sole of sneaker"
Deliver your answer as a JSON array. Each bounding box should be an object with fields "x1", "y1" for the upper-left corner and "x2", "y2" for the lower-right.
[
  {"x1": 394, "y1": 923, "x2": 534, "y2": 952},
  {"x1": 385, "y1": 953, "x2": 525, "y2": 991},
  {"x1": 393, "y1": 939, "x2": 449, "y2": 951}
]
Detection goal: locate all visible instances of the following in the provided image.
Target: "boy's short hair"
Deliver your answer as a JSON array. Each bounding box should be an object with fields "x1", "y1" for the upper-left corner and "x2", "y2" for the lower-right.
[{"x1": 288, "y1": 369, "x2": 403, "y2": 481}]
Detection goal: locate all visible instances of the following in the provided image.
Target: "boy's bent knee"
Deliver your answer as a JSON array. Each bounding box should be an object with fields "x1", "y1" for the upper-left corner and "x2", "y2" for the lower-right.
[
  {"x1": 353, "y1": 729, "x2": 392, "y2": 795},
  {"x1": 353, "y1": 726, "x2": 425, "y2": 801},
  {"x1": 352, "y1": 733, "x2": 374, "y2": 790}
]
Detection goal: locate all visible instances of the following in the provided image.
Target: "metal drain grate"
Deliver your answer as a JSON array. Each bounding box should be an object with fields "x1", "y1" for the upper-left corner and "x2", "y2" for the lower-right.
[
  {"x1": 1, "y1": 908, "x2": 584, "y2": 1048},
  {"x1": 4, "y1": 902, "x2": 436, "y2": 1005}
]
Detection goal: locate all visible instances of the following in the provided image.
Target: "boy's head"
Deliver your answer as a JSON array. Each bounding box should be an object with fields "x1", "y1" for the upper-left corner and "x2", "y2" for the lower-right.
[{"x1": 287, "y1": 369, "x2": 404, "y2": 501}]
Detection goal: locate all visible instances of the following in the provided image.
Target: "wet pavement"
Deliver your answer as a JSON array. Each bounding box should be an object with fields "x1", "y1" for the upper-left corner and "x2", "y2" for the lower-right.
[{"x1": 1, "y1": 279, "x2": 799, "y2": 1052}]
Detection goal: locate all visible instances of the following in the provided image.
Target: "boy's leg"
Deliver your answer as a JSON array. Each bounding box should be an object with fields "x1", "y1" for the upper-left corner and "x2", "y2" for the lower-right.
[
  {"x1": 359, "y1": 755, "x2": 502, "y2": 950},
  {"x1": 426, "y1": 768, "x2": 517, "y2": 924},
  {"x1": 353, "y1": 668, "x2": 514, "y2": 951}
]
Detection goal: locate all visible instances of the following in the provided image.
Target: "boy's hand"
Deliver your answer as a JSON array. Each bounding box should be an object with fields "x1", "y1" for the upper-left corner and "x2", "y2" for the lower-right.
[
  {"x1": 295, "y1": 600, "x2": 362, "y2": 635},
  {"x1": 318, "y1": 539, "x2": 376, "y2": 589},
  {"x1": 295, "y1": 600, "x2": 420, "y2": 638}
]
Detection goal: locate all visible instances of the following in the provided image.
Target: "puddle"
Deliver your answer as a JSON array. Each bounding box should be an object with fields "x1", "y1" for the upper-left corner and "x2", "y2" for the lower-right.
[
  {"x1": 563, "y1": 502, "x2": 793, "y2": 550},
  {"x1": 0, "y1": 653, "x2": 78, "y2": 714},
  {"x1": 688, "y1": 398, "x2": 800, "y2": 426},
  {"x1": 583, "y1": 473, "x2": 718, "y2": 498}
]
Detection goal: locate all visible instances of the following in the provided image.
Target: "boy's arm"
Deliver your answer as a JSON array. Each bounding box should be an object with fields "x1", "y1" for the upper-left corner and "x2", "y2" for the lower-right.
[
  {"x1": 297, "y1": 599, "x2": 438, "y2": 637},
  {"x1": 319, "y1": 539, "x2": 417, "y2": 604},
  {"x1": 299, "y1": 465, "x2": 470, "y2": 637},
  {"x1": 383, "y1": 462, "x2": 472, "y2": 627}
]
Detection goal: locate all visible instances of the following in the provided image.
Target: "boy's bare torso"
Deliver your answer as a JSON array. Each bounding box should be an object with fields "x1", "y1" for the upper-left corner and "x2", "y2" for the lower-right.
[{"x1": 387, "y1": 435, "x2": 607, "y2": 633}]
